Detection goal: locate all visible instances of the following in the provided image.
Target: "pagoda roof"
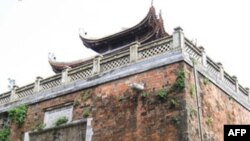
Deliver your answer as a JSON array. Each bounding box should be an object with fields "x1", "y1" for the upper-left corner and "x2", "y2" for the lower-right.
[
  {"x1": 49, "y1": 56, "x2": 93, "y2": 73},
  {"x1": 79, "y1": 6, "x2": 169, "y2": 53},
  {"x1": 49, "y1": 6, "x2": 169, "y2": 73}
]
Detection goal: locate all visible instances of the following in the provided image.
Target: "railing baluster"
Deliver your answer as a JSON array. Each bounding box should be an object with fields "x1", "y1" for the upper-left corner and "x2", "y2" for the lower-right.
[
  {"x1": 34, "y1": 76, "x2": 43, "y2": 92},
  {"x1": 61, "y1": 67, "x2": 71, "y2": 84},
  {"x1": 199, "y1": 46, "x2": 207, "y2": 67},
  {"x1": 217, "y1": 62, "x2": 224, "y2": 81},
  {"x1": 232, "y1": 76, "x2": 239, "y2": 93},
  {"x1": 92, "y1": 55, "x2": 102, "y2": 75},
  {"x1": 130, "y1": 41, "x2": 140, "y2": 63},
  {"x1": 173, "y1": 27, "x2": 184, "y2": 49},
  {"x1": 246, "y1": 88, "x2": 250, "y2": 101},
  {"x1": 10, "y1": 85, "x2": 18, "y2": 102}
]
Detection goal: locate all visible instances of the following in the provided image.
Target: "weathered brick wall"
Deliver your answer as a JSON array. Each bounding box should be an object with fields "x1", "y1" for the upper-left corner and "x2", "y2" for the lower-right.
[
  {"x1": 199, "y1": 75, "x2": 250, "y2": 141},
  {"x1": 185, "y1": 64, "x2": 250, "y2": 141},
  {"x1": 184, "y1": 64, "x2": 199, "y2": 141},
  {"x1": 6, "y1": 62, "x2": 250, "y2": 141},
  {"x1": 7, "y1": 62, "x2": 188, "y2": 141}
]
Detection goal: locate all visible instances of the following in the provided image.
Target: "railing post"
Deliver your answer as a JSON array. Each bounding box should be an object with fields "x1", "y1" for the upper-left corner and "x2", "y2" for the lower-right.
[
  {"x1": 199, "y1": 46, "x2": 207, "y2": 67},
  {"x1": 246, "y1": 87, "x2": 250, "y2": 101},
  {"x1": 232, "y1": 76, "x2": 239, "y2": 93},
  {"x1": 130, "y1": 41, "x2": 140, "y2": 62},
  {"x1": 173, "y1": 27, "x2": 184, "y2": 49},
  {"x1": 61, "y1": 66, "x2": 71, "y2": 84},
  {"x1": 92, "y1": 55, "x2": 102, "y2": 74},
  {"x1": 217, "y1": 62, "x2": 224, "y2": 81},
  {"x1": 34, "y1": 76, "x2": 43, "y2": 92},
  {"x1": 10, "y1": 85, "x2": 18, "y2": 101}
]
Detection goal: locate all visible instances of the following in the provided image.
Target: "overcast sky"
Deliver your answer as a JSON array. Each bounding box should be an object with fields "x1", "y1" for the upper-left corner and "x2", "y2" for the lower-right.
[{"x1": 0, "y1": 0, "x2": 249, "y2": 92}]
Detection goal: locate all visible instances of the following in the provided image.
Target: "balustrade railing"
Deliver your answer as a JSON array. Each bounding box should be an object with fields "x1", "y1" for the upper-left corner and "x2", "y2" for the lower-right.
[
  {"x1": 16, "y1": 83, "x2": 34, "y2": 99},
  {"x1": 40, "y1": 74, "x2": 62, "y2": 91},
  {"x1": 0, "y1": 28, "x2": 249, "y2": 107},
  {"x1": 138, "y1": 37, "x2": 173, "y2": 60},
  {"x1": 0, "y1": 92, "x2": 11, "y2": 105},
  {"x1": 184, "y1": 40, "x2": 202, "y2": 64},
  {"x1": 184, "y1": 38, "x2": 249, "y2": 102},
  {"x1": 0, "y1": 36, "x2": 173, "y2": 105},
  {"x1": 239, "y1": 84, "x2": 248, "y2": 98},
  {"x1": 206, "y1": 57, "x2": 221, "y2": 78},
  {"x1": 100, "y1": 49, "x2": 130, "y2": 72},
  {"x1": 69, "y1": 64, "x2": 93, "y2": 81},
  {"x1": 223, "y1": 72, "x2": 236, "y2": 91}
]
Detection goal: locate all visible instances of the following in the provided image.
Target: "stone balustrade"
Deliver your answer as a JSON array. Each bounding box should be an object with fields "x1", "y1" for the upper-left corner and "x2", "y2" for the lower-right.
[
  {"x1": 0, "y1": 27, "x2": 249, "y2": 109},
  {"x1": 183, "y1": 34, "x2": 249, "y2": 102}
]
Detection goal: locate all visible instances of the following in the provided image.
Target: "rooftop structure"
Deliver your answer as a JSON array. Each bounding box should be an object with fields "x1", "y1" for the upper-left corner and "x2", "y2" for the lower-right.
[
  {"x1": 1, "y1": 26, "x2": 249, "y2": 116},
  {"x1": 49, "y1": 6, "x2": 168, "y2": 73}
]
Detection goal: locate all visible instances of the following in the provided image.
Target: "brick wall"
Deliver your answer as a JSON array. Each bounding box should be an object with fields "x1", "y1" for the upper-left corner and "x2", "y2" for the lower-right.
[
  {"x1": 7, "y1": 62, "x2": 187, "y2": 141},
  {"x1": 6, "y1": 62, "x2": 250, "y2": 141},
  {"x1": 185, "y1": 64, "x2": 250, "y2": 141}
]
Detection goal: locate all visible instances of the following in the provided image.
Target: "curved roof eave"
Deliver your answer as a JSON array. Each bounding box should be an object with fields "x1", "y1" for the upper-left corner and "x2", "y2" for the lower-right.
[
  {"x1": 79, "y1": 6, "x2": 158, "y2": 47},
  {"x1": 48, "y1": 56, "x2": 94, "y2": 73}
]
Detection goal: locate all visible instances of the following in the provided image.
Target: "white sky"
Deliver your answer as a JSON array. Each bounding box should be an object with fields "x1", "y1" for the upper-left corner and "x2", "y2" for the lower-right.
[{"x1": 0, "y1": 0, "x2": 249, "y2": 92}]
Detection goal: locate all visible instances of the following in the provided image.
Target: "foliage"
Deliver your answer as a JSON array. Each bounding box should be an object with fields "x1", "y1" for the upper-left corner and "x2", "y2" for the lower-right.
[
  {"x1": 170, "y1": 98, "x2": 179, "y2": 108},
  {"x1": 73, "y1": 99, "x2": 80, "y2": 107},
  {"x1": 36, "y1": 124, "x2": 46, "y2": 131},
  {"x1": 206, "y1": 117, "x2": 213, "y2": 126},
  {"x1": 204, "y1": 77, "x2": 209, "y2": 85},
  {"x1": 83, "y1": 108, "x2": 90, "y2": 118},
  {"x1": 140, "y1": 92, "x2": 149, "y2": 98},
  {"x1": 0, "y1": 127, "x2": 10, "y2": 141},
  {"x1": 172, "y1": 70, "x2": 185, "y2": 92},
  {"x1": 156, "y1": 89, "x2": 167, "y2": 99},
  {"x1": 54, "y1": 117, "x2": 68, "y2": 126},
  {"x1": 32, "y1": 123, "x2": 46, "y2": 132},
  {"x1": 8, "y1": 105, "x2": 28, "y2": 127},
  {"x1": 80, "y1": 90, "x2": 92, "y2": 102},
  {"x1": 172, "y1": 116, "x2": 180, "y2": 125},
  {"x1": 190, "y1": 85, "x2": 195, "y2": 97},
  {"x1": 118, "y1": 95, "x2": 125, "y2": 101},
  {"x1": 189, "y1": 108, "x2": 197, "y2": 119}
]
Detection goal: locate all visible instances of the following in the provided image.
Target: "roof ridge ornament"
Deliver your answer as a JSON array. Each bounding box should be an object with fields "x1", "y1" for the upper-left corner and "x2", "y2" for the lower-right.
[
  {"x1": 48, "y1": 52, "x2": 56, "y2": 61},
  {"x1": 8, "y1": 78, "x2": 16, "y2": 90},
  {"x1": 158, "y1": 9, "x2": 162, "y2": 19},
  {"x1": 79, "y1": 28, "x2": 87, "y2": 37},
  {"x1": 51, "y1": 4, "x2": 169, "y2": 73}
]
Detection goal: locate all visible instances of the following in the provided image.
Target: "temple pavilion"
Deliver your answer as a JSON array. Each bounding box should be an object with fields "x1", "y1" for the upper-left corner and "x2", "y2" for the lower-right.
[{"x1": 49, "y1": 6, "x2": 169, "y2": 73}]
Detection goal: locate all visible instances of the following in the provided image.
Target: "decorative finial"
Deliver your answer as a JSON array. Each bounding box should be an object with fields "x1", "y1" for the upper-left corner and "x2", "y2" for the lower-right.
[
  {"x1": 151, "y1": 0, "x2": 154, "y2": 6},
  {"x1": 8, "y1": 78, "x2": 16, "y2": 90},
  {"x1": 48, "y1": 52, "x2": 56, "y2": 61},
  {"x1": 79, "y1": 28, "x2": 87, "y2": 36},
  {"x1": 158, "y1": 9, "x2": 162, "y2": 19}
]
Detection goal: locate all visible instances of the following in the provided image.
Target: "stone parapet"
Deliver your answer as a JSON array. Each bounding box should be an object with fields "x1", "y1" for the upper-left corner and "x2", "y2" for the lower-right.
[{"x1": 0, "y1": 28, "x2": 249, "y2": 112}]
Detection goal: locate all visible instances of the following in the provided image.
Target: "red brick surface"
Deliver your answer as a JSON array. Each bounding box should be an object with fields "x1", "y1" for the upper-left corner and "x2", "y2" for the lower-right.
[
  {"x1": 184, "y1": 64, "x2": 250, "y2": 141},
  {"x1": 8, "y1": 62, "x2": 250, "y2": 141},
  {"x1": 9, "y1": 63, "x2": 185, "y2": 141}
]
